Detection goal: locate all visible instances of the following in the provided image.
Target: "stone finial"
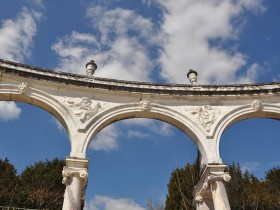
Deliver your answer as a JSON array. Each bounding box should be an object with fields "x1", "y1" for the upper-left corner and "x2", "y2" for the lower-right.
[
  {"x1": 86, "y1": 60, "x2": 97, "y2": 77},
  {"x1": 187, "y1": 69, "x2": 198, "y2": 84}
]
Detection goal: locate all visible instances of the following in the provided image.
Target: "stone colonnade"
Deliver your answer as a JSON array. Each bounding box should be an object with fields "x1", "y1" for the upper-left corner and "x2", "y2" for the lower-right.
[{"x1": 1, "y1": 59, "x2": 280, "y2": 209}]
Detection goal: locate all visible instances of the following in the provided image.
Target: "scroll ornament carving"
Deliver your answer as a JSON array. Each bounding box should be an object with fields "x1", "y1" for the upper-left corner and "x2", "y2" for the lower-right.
[
  {"x1": 18, "y1": 82, "x2": 29, "y2": 94},
  {"x1": 194, "y1": 172, "x2": 230, "y2": 204},
  {"x1": 202, "y1": 172, "x2": 231, "y2": 190},
  {"x1": 141, "y1": 100, "x2": 151, "y2": 111},
  {"x1": 65, "y1": 97, "x2": 101, "y2": 123},
  {"x1": 189, "y1": 105, "x2": 221, "y2": 132},
  {"x1": 62, "y1": 167, "x2": 88, "y2": 185},
  {"x1": 251, "y1": 99, "x2": 263, "y2": 111}
]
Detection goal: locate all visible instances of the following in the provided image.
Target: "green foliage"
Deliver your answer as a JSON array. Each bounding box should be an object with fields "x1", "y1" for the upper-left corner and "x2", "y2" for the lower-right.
[
  {"x1": 0, "y1": 158, "x2": 65, "y2": 209},
  {"x1": 226, "y1": 163, "x2": 264, "y2": 210},
  {"x1": 165, "y1": 160, "x2": 199, "y2": 210},
  {"x1": 0, "y1": 158, "x2": 19, "y2": 205},
  {"x1": 165, "y1": 161, "x2": 280, "y2": 210},
  {"x1": 264, "y1": 167, "x2": 280, "y2": 209},
  {"x1": 224, "y1": 164, "x2": 280, "y2": 210}
]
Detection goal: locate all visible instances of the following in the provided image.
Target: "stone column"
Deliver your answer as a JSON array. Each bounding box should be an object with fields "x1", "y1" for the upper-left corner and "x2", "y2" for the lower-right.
[
  {"x1": 193, "y1": 164, "x2": 231, "y2": 210},
  {"x1": 207, "y1": 172, "x2": 231, "y2": 210},
  {"x1": 62, "y1": 157, "x2": 89, "y2": 210}
]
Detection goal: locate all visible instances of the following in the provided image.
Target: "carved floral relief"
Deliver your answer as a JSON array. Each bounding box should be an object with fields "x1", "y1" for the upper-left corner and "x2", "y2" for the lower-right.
[
  {"x1": 18, "y1": 82, "x2": 29, "y2": 94},
  {"x1": 64, "y1": 97, "x2": 102, "y2": 123},
  {"x1": 188, "y1": 105, "x2": 221, "y2": 132},
  {"x1": 251, "y1": 99, "x2": 263, "y2": 111}
]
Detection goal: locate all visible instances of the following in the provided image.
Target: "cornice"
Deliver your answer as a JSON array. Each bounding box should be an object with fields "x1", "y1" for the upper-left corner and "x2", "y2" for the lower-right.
[{"x1": 1, "y1": 59, "x2": 280, "y2": 96}]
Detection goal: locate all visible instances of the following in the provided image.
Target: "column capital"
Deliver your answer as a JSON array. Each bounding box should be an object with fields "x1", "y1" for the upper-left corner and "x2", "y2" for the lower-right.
[
  {"x1": 193, "y1": 164, "x2": 230, "y2": 204},
  {"x1": 62, "y1": 156, "x2": 89, "y2": 185},
  {"x1": 203, "y1": 172, "x2": 231, "y2": 190},
  {"x1": 62, "y1": 167, "x2": 88, "y2": 184}
]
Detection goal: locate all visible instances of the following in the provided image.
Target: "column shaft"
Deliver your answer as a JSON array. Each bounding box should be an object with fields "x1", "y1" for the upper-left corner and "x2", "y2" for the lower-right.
[
  {"x1": 211, "y1": 181, "x2": 231, "y2": 210},
  {"x1": 62, "y1": 175, "x2": 82, "y2": 210}
]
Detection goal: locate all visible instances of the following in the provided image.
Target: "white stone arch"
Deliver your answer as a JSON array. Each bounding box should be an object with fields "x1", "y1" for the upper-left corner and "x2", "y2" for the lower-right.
[
  {"x1": 80, "y1": 102, "x2": 210, "y2": 164},
  {"x1": 0, "y1": 83, "x2": 76, "y2": 141},
  {"x1": 214, "y1": 102, "x2": 280, "y2": 162}
]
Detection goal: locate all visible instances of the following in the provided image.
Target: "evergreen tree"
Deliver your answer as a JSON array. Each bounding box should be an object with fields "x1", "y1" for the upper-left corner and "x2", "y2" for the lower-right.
[
  {"x1": 264, "y1": 167, "x2": 280, "y2": 209},
  {"x1": 16, "y1": 158, "x2": 66, "y2": 209},
  {"x1": 165, "y1": 162, "x2": 280, "y2": 210},
  {"x1": 226, "y1": 163, "x2": 269, "y2": 210},
  {"x1": 165, "y1": 161, "x2": 199, "y2": 210},
  {"x1": 0, "y1": 158, "x2": 19, "y2": 205}
]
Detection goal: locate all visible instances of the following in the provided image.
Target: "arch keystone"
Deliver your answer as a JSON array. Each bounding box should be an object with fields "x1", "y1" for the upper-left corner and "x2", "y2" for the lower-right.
[
  {"x1": 251, "y1": 99, "x2": 263, "y2": 112},
  {"x1": 18, "y1": 82, "x2": 30, "y2": 94},
  {"x1": 140, "y1": 100, "x2": 151, "y2": 111}
]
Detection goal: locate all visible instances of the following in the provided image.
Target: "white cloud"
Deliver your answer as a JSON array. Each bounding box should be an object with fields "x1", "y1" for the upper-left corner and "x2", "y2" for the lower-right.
[
  {"x1": 142, "y1": 0, "x2": 153, "y2": 8},
  {"x1": 0, "y1": 7, "x2": 40, "y2": 62},
  {"x1": 52, "y1": 7, "x2": 156, "y2": 81},
  {"x1": 122, "y1": 119, "x2": 174, "y2": 137},
  {"x1": 237, "y1": 63, "x2": 260, "y2": 83},
  {"x1": 127, "y1": 130, "x2": 150, "y2": 139},
  {"x1": 85, "y1": 195, "x2": 145, "y2": 210},
  {"x1": 29, "y1": 0, "x2": 45, "y2": 8},
  {"x1": 52, "y1": 1, "x2": 266, "y2": 85},
  {"x1": 241, "y1": 161, "x2": 260, "y2": 173},
  {"x1": 157, "y1": 0, "x2": 265, "y2": 84},
  {"x1": 0, "y1": 102, "x2": 21, "y2": 121},
  {"x1": 89, "y1": 124, "x2": 119, "y2": 151},
  {"x1": 88, "y1": 118, "x2": 174, "y2": 151}
]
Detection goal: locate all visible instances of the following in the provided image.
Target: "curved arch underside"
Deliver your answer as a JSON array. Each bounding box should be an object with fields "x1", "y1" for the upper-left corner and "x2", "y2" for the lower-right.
[{"x1": 1, "y1": 58, "x2": 280, "y2": 164}]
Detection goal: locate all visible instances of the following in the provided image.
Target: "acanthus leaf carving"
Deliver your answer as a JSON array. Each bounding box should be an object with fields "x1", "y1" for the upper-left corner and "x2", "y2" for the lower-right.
[
  {"x1": 64, "y1": 97, "x2": 102, "y2": 123},
  {"x1": 188, "y1": 105, "x2": 221, "y2": 132}
]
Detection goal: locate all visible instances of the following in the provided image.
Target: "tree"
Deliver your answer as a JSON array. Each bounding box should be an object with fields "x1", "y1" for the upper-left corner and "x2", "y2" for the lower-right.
[
  {"x1": 226, "y1": 163, "x2": 266, "y2": 210},
  {"x1": 166, "y1": 161, "x2": 280, "y2": 210},
  {"x1": 0, "y1": 158, "x2": 19, "y2": 205},
  {"x1": 17, "y1": 158, "x2": 66, "y2": 209},
  {"x1": 165, "y1": 161, "x2": 199, "y2": 210},
  {"x1": 264, "y1": 167, "x2": 280, "y2": 209}
]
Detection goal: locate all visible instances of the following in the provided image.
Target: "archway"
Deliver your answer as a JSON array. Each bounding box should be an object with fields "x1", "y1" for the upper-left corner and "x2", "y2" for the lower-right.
[
  {"x1": 81, "y1": 103, "x2": 209, "y2": 166},
  {"x1": 85, "y1": 118, "x2": 198, "y2": 208},
  {"x1": 220, "y1": 117, "x2": 280, "y2": 178},
  {"x1": 219, "y1": 117, "x2": 280, "y2": 209}
]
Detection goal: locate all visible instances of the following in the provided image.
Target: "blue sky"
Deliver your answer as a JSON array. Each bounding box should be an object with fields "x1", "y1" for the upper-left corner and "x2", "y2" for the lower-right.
[{"x1": 0, "y1": 0, "x2": 279, "y2": 209}]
